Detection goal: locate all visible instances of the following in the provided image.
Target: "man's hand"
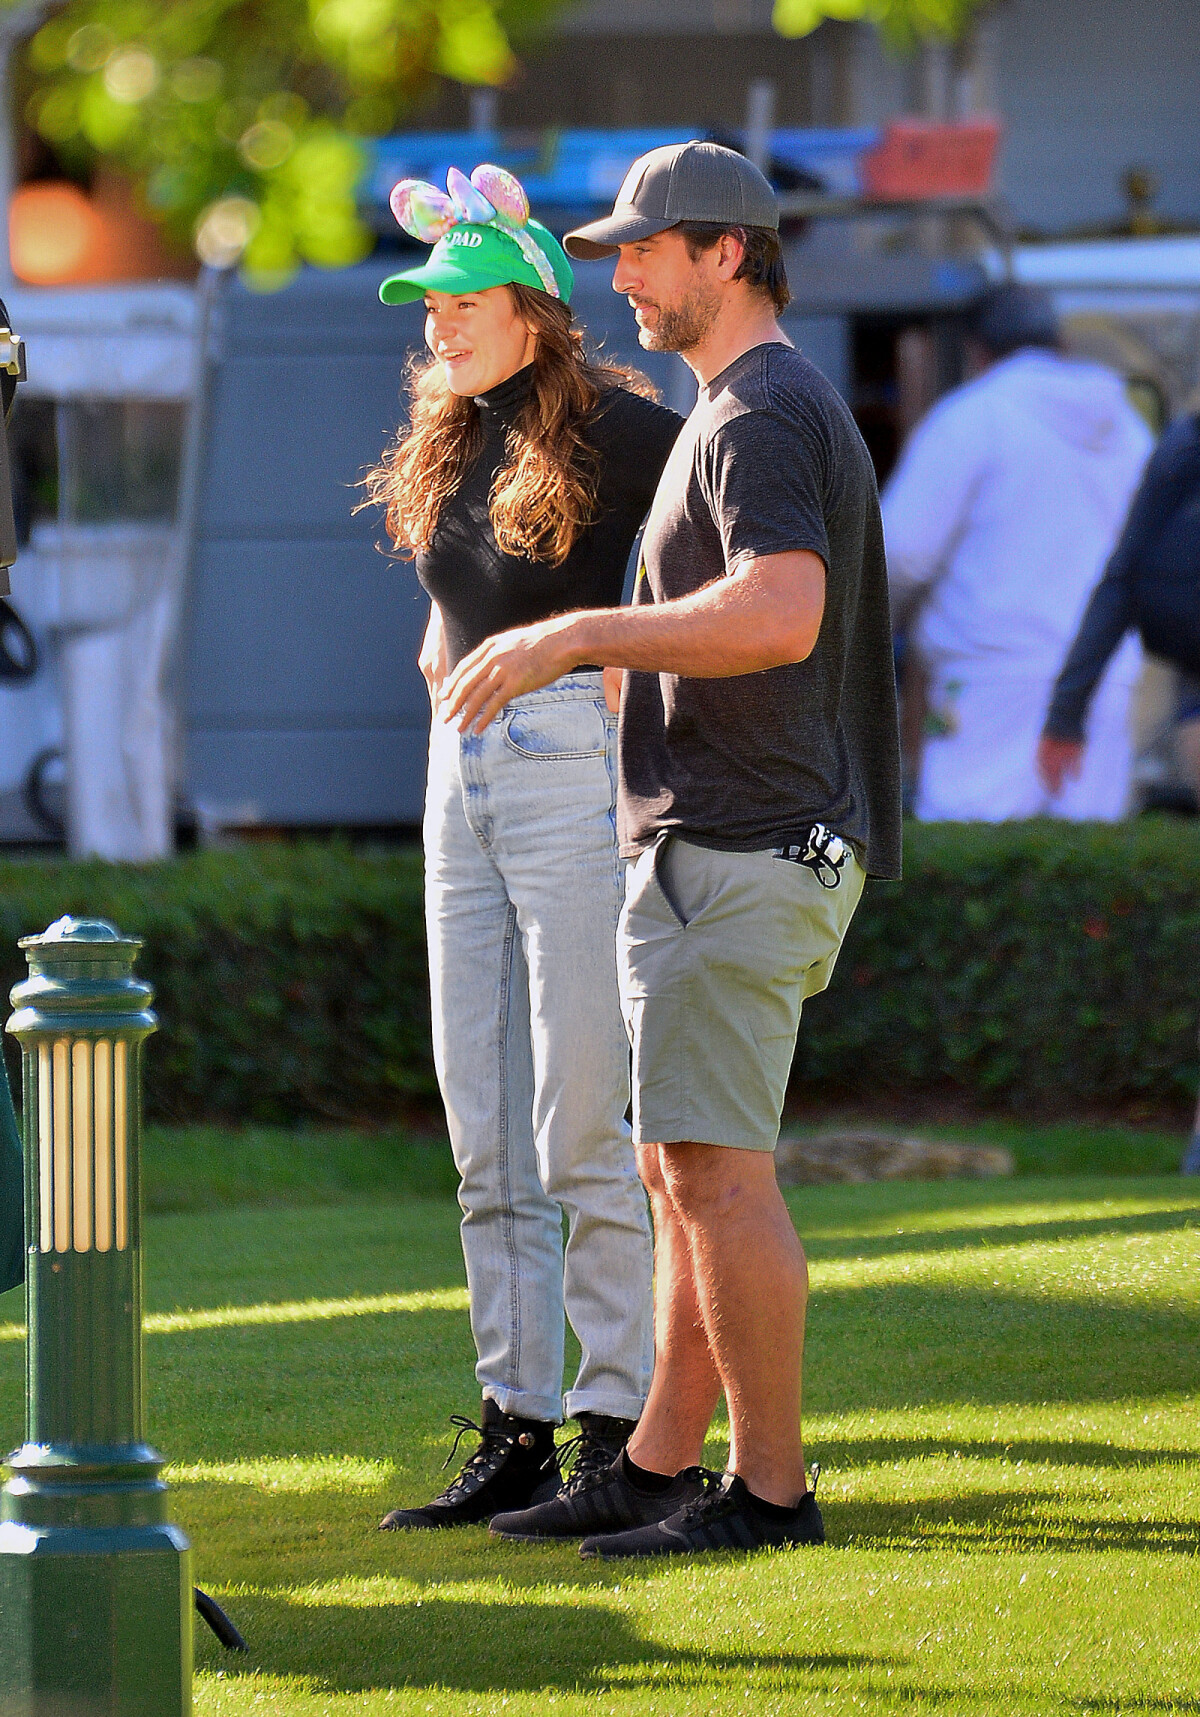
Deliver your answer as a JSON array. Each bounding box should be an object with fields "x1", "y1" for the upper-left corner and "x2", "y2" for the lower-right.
[
  {"x1": 442, "y1": 617, "x2": 579, "y2": 734},
  {"x1": 1037, "y1": 735, "x2": 1085, "y2": 795},
  {"x1": 440, "y1": 549, "x2": 825, "y2": 733}
]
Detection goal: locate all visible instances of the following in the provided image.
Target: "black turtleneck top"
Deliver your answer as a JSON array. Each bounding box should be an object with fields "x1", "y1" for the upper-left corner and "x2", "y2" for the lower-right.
[{"x1": 415, "y1": 364, "x2": 683, "y2": 669}]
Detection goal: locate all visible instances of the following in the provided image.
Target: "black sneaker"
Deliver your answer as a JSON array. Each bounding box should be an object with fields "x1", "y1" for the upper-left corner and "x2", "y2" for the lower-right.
[
  {"x1": 579, "y1": 1468, "x2": 825, "y2": 1560},
  {"x1": 490, "y1": 1437, "x2": 704, "y2": 1543},
  {"x1": 378, "y1": 1400, "x2": 559, "y2": 1531}
]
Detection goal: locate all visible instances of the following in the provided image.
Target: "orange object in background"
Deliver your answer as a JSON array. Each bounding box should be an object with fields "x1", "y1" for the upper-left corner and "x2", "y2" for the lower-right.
[
  {"x1": 859, "y1": 119, "x2": 1002, "y2": 201},
  {"x1": 10, "y1": 178, "x2": 194, "y2": 285}
]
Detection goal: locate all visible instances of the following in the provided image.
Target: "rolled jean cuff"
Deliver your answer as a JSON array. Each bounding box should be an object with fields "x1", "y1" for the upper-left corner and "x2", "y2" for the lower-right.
[
  {"x1": 563, "y1": 1389, "x2": 646, "y2": 1423},
  {"x1": 482, "y1": 1384, "x2": 563, "y2": 1426}
]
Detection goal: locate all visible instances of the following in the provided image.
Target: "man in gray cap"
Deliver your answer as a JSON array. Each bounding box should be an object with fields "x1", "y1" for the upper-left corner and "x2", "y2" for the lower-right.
[{"x1": 442, "y1": 140, "x2": 902, "y2": 1559}]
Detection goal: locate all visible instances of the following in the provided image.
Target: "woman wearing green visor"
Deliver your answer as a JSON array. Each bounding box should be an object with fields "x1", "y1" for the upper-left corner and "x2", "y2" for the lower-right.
[{"x1": 366, "y1": 165, "x2": 681, "y2": 1531}]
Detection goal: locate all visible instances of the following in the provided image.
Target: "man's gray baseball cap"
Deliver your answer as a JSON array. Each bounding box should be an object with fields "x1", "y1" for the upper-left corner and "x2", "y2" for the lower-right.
[{"x1": 563, "y1": 140, "x2": 779, "y2": 260}]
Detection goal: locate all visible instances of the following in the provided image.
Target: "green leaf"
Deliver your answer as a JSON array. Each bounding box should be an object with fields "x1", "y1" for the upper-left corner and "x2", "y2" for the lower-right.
[
  {"x1": 773, "y1": 0, "x2": 865, "y2": 36},
  {"x1": 436, "y1": 0, "x2": 514, "y2": 83},
  {"x1": 80, "y1": 77, "x2": 141, "y2": 148},
  {"x1": 773, "y1": 0, "x2": 988, "y2": 43}
]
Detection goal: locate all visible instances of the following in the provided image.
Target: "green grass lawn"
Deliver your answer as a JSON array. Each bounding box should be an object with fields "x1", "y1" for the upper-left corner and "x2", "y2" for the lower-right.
[
  {"x1": 2, "y1": 1175, "x2": 1198, "y2": 1714},
  {"x1": 134, "y1": 1113, "x2": 1192, "y2": 1216}
]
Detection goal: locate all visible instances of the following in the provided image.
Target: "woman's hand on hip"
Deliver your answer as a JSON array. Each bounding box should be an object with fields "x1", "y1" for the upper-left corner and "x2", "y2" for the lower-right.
[
  {"x1": 442, "y1": 618, "x2": 580, "y2": 734},
  {"x1": 419, "y1": 605, "x2": 448, "y2": 713}
]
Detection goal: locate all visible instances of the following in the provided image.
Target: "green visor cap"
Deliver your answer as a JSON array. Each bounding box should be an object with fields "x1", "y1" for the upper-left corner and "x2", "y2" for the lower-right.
[{"x1": 380, "y1": 218, "x2": 573, "y2": 306}]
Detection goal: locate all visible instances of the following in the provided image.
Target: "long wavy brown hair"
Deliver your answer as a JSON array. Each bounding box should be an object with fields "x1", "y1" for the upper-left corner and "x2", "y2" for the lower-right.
[{"x1": 364, "y1": 284, "x2": 657, "y2": 568}]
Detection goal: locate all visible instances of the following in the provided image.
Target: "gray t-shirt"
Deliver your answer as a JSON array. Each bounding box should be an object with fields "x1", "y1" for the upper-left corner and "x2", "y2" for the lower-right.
[{"x1": 618, "y1": 341, "x2": 902, "y2": 879}]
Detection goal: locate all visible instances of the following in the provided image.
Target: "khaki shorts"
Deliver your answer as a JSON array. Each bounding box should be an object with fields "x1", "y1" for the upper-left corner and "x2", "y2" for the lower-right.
[{"x1": 617, "y1": 834, "x2": 865, "y2": 1152}]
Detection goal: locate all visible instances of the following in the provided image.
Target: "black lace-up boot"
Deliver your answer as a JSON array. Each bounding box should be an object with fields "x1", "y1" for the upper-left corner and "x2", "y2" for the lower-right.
[
  {"x1": 378, "y1": 1400, "x2": 559, "y2": 1531},
  {"x1": 573, "y1": 1413, "x2": 639, "y2": 1477}
]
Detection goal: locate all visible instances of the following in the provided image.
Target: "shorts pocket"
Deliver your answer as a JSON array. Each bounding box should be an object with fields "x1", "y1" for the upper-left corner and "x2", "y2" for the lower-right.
[
  {"x1": 653, "y1": 835, "x2": 729, "y2": 930},
  {"x1": 651, "y1": 839, "x2": 689, "y2": 929},
  {"x1": 503, "y1": 699, "x2": 608, "y2": 761}
]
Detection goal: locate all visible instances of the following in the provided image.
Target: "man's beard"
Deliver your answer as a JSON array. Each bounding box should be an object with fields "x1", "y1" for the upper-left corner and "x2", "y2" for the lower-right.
[{"x1": 637, "y1": 281, "x2": 720, "y2": 354}]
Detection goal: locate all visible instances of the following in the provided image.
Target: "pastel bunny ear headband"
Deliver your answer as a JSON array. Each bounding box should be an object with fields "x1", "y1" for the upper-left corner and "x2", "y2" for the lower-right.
[{"x1": 387, "y1": 163, "x2": 565, "y2": 300}]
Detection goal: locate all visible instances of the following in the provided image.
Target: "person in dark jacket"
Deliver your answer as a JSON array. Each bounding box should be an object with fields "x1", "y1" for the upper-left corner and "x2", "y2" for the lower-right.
[{"x1": 1038, "y1": 409, "x2": 1200, "y2": 1174}]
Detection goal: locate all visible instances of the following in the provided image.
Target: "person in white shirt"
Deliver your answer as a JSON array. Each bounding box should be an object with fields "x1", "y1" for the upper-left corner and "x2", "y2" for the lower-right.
[{"x1": 882, "y1": 284, "x2": 1153, "y2": 822}]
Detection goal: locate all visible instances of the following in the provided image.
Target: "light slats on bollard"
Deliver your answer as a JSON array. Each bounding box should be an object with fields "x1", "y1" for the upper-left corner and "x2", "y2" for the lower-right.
[
  {"x1": 37, "y1": 1043, "x2": 50, "y2": 1253},
  {"x1": 36, "y1": 1035, "x2": 130, "y2": 1255},
  {"x1": 115, "y1": 1036, "x2": 129, "y2": 1250},
  {"x1": 94, "y1": 1037, "x2": 114, "y2": 1253},
  {"x1": 51, "y1": 1040, "x2": 69, "y2": 1253},
  {"x1": 72, "y1": 1039, "x2": 92, "y2": 1252}
]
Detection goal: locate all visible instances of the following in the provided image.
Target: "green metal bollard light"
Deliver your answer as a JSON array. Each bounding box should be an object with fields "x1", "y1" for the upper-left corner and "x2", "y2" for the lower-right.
[{"x1": 0, "y1": 917, "x2": 192, "y2": 1717}]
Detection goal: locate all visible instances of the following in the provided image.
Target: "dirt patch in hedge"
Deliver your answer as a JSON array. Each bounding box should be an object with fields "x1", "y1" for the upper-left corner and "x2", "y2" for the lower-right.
[{"x1": 776, "y1": 1131, "x2": 1014, "y2": 1184}]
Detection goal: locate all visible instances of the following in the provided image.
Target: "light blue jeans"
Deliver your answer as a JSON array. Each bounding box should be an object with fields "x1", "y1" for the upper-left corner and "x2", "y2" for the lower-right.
[{"x1": 423, "y1": 672, "x2": 654, "y2": 1425}]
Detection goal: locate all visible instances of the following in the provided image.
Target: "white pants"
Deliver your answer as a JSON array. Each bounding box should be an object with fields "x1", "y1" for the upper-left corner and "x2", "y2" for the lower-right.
[{"x1": 917, "y1": 659, "x2": 1137, "y2": 822}]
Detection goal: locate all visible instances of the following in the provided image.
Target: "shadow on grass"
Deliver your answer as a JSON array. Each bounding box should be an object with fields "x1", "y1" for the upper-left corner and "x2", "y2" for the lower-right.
[
  {"x1": 805, "y1": 1203, "x2": 1200, "y2": 1263},
  {"x1": 812, "y1": 1437, "x2": 1197, "y2": 1472},
  {"x1": 829, "y1": 1493, "x2": 1199, "y2": 1555},
  {"x1": 1071, "y1": 1704, "x2": 1200, "y2": 1713},
  {"x1": 195, "y1": 1590, "x2": 895, "y2": 1694},
  {"x1": 804, "y1": 1285, "x2": 1200, "y2": 1413}
]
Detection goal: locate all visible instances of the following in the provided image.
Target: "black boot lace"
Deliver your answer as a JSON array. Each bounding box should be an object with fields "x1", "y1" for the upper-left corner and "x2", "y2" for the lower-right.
[
  {"x1": 553, "y1": 1423, "x2": 627, "y2": 1495},
  {"x1": 432, "y1": 1414, "x2": 516, "y2": 1504}
]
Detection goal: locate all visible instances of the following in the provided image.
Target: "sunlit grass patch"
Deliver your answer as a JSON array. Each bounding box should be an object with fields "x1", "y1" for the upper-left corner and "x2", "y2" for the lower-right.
[
  {"x1": 168, "y1": 1457, "x2": 397, "y2": 1494},
  {"x1": 148, "y1": 1287, "x2": 470, "y2": 1335},
  {"x1": 801, "y1": 1184, "x2": 1200, "y2": 1242},
  {"x1": 810, "y1": 1223, "x2": 1200, "y2": 1306}
]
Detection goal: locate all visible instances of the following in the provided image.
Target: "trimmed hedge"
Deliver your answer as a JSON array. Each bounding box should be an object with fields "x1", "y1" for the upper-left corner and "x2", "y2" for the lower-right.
[
  {"x1": 0, "y1": 845, "x2": 431, "y2": 1123},
  {"x1": 0, "y1": 821, "x2": 1194, "y2": 1120},
  {"x1": 801, "y1": 818, "x2": 1200, "y2": 1111}
]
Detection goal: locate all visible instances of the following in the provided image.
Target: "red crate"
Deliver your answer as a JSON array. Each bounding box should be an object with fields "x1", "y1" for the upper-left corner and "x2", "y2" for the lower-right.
[{"x1": 859, "y1": 119, "x2": 1001, "y2": 200}]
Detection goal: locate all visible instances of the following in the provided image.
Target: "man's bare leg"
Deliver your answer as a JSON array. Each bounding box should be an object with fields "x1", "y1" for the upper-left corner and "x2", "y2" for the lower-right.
[
  {"x1": 626, "y1": 1142, "x2": 722, "y2": 1478},
  {"x1": 636, "y1": 1140, "x2": 809, "y2": 1507}
]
